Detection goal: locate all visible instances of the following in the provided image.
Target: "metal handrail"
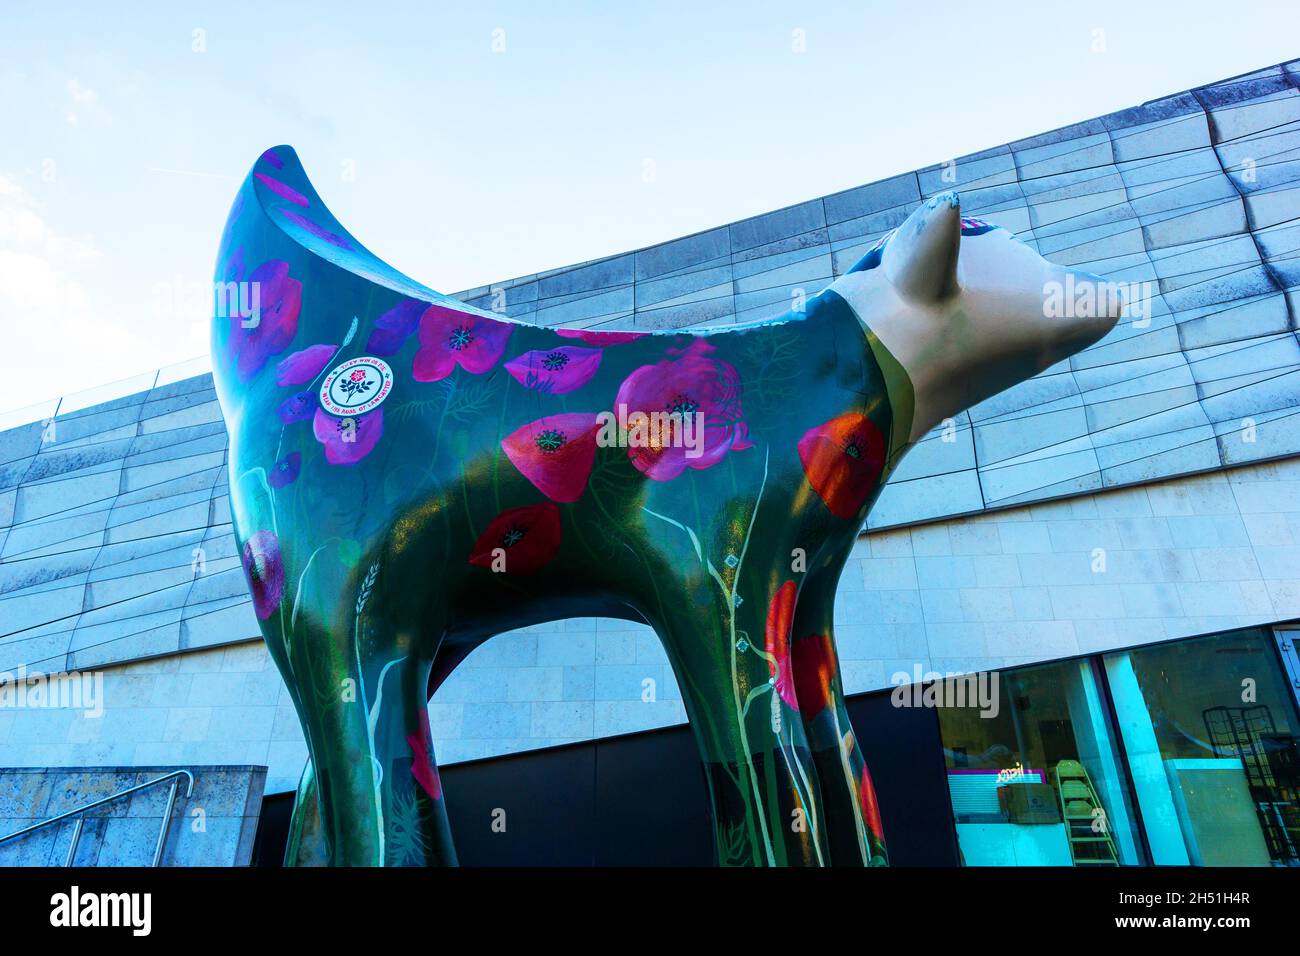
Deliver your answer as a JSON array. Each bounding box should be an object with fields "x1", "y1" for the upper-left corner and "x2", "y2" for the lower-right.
[{"x1": 0, "y1": 769, "x2": 194, "y2": 867}]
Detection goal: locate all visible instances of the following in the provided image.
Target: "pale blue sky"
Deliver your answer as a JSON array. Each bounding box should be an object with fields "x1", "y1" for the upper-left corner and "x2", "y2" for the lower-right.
[{"x1": 1, "y1": 0, "x2": 1297, "y2": 415}]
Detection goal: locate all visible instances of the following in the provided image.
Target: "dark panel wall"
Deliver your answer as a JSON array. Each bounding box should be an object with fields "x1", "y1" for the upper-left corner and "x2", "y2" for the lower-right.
[{"x1": 255, "y1": 689, "x2": 957, "y2": 866}]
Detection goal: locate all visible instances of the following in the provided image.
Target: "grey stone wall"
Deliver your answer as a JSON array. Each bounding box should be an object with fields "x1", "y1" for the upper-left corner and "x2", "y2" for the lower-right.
[{"x1": 0, "y1": 765, "x2": 265, "y2": 866}]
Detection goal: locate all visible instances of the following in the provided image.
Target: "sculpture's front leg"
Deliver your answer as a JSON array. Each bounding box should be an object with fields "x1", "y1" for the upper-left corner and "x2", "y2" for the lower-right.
[
  {"x1": 790, "y1": 573, "x2": 888, "y2": 866},
  {"x1": 651, "y1": 577, "x2": 832, "y2": 867}
]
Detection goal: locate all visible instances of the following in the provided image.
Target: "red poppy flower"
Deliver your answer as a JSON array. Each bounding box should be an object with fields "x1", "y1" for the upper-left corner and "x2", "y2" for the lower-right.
[
  {"x1": 859, "y1": 763, "x2": 885, "y2": 844},
  {"x1": 407, "y1": 723, "x2": 443, "y2": 801},
  {"x1": 764, "y1": 581, "x2": 799, "y2": 711},
  {"x1": 555, "y1": 328, "x2": 646, "y2": 346},
  {"x1": 797, "y1": 412, "x2": 886, "y2": 520},
  {"x1": 413, "y1": 305, "x2": 512, "y2": 381},
  {"x1": 468, "y1": 502, "x2": 562, "y2": 574},
  {"x1": 791, "y1": 632, "x2": 836, "y2": 719},
  {"x1": 501, "y1": 413, "x2": 601, "y2": 503}
]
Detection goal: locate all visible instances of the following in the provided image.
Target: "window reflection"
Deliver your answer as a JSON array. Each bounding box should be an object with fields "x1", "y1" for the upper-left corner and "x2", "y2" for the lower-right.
[{"x1": 936, "y1": 660, "x2": 1142, "y2": 866}]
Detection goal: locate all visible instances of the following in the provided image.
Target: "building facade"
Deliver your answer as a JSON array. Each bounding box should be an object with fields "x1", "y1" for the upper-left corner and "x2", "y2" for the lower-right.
[{"x1": 2, "y1": 60, "x2": 1300, "y2": 865}]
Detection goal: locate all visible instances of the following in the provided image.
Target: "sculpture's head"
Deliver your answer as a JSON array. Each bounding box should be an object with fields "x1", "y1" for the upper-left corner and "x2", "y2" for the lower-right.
[{"x1": 829, "y1": 191, "x2": 1122, "y2": 443}]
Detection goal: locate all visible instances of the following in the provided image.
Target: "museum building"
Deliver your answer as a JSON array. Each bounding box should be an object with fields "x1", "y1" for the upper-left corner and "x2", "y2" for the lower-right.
[{"x1": 1, "y1": 60, "x2": 1299, "y2": 866}]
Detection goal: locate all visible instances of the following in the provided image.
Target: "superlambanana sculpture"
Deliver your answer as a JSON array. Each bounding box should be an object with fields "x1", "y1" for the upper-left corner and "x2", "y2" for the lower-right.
[{"x1": 212, "y1": 147, "x2": 1120, "y2": 866}]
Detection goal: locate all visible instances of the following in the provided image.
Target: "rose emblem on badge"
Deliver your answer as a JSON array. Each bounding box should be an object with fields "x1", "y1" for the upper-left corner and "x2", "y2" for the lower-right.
[{"x1": 319, "y1": 356, "x2": 394, "y2": 417}]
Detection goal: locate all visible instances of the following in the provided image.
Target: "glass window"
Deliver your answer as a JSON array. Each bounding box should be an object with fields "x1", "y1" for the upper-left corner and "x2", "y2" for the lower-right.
[
  {"x1": 935, "y1": 660, "x2": 1143, "y2": 866},
  {"x1": 1104, "y1": 627, "x2": 1300, "y2": 866}
]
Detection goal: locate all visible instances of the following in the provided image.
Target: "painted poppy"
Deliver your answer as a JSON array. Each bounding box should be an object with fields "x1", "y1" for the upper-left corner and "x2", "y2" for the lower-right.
[
  {"x1": 365, "y1": 298, "x2": 427, "y2": 356},
  {"x1": 797, "y1": 412, "x2": 886, "y2": 520},
  {"x1": 505, "y1": 345, "x2": 602, "y2": 394},
  {"x1": 268, "y1": 451, "x2": 301, "y2": 488},
  {"x1": 275, "y1": 207, "x2": 354, "y2": 250},
  {"x1": 501, "y1": 413, "x2": 601, "y2": 503},
  {"x1": 241, "y1": 530, "x2": 285, "y2": 621},
  {"x1": 407, "y1": 723, "x2": 443, "y2": 801},
  {"x1": 312, "y1": 407, "x2": 384, "y2": 465},
  {"x1": 225, "y1": 259, "x2": 302, "y2": 382},
  {"x1": 555, "y1": 328, "x2": 646, "y2": 346},
  {"x1": 254, "y1": 172, "x2": 310, "y2": 207},
  {"x1": 791, "y1": 632, "x2": 836, "y2": 718},
  {"x1": 860, "y1": 762, "x2": 885, "y2": 845},
  {"x1": 276, "y1": 344, "x2": 337, "y2": 386},
  {"x1": 278, "y1": 390, "x2": 315, "y2": 424},
  {"x1": 468, "y1": 502, "x2": 562, "y2": 575},
  {"x1": 613, "y1": 338, "x2": 751, "y2": 481},
  {"x1": 412, "y1": 305, "x2": 512, "y2": 381},
  {"x1": 764, "y1": 580, "x2": 799, "y2": 711}
]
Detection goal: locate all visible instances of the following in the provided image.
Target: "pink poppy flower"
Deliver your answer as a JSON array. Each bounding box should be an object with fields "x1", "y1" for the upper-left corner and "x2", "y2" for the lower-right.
[
  {"x1": 241, "y1": 530, "x2": 285, "y2": 621},
  {"x1": 555, "y1": 328, "x2": 646, "y2": 346},
  {"x1": 764, "y1": 581, "x2": 799, "y2": 711},
  {"x1": 412, "y1": 305, "x2": 512, "y2": 382},
  {"x1": 312, "y1": 407, "x2": 384, "y2": 465},
  {"x1": 613, "y1": 339, "x2": 751, "y2": 481},
  {"x1": 275, "y1": 207, "x2": 354, "y2": 250},
  {"x1": 505, "y1": 346, "x2": 602, "y2": 395},
  {"x1": 226, "y1": 260, "x2": 302, "y2": 382},
  {"x1": 276, "y1": 344, "x2": 337, "y2": 386},
  {"x1": 365, "y1": 298, "x2": 427, "y2": 356},
  {"x1": 468, "y1": 502, "x2": 562, "y2": 575},
  {"x1": 501, "y1": 413, "x2": 601, "y2": 503},
  {"x1": 254, "y1": 172, "x2": 309, "y2": 207}
]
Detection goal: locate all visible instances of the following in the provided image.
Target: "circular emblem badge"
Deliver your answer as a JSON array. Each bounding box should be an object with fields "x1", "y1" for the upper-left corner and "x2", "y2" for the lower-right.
[{"x1": 319, "y1": 356, "x2": 393, "y2": 417}]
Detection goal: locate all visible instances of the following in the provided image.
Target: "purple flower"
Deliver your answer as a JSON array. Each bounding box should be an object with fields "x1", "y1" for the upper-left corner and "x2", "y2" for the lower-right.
[
  {"x1": 255, "y1": 172, "x2": 309, "y2": 207},
  {"x1": 276, "y1": 344, "x2": 337, "y2": 386},
  {"x1": 506, "y1": 345, "x2": 603, "y2": 395},
  {"x1": 269, "y1": 452, "x2": 301, "y2": 488},
  {"x1": 365, "y1": 298, "x2": 427, "y2": 356},
  {"x1": 242, "y1": 530, "x2": 285, "y2": 621},
  {"x1": 278, "y1": 390, "x2": 315, "y2": 424},
  {"x1": 225, "y1": 259, "x2": 302, "y2": 383},
  {"x1": 312, "y1": 407, "x2": 384, "y2": 465},
  {"x1": 276, "y1": 208, "x2": 354, "y2": 250}
]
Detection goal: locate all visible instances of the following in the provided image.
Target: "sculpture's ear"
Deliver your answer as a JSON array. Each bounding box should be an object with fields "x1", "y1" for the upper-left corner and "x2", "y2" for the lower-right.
[{"x1": 883, "y1": 191, "x2": 962, "y2": 303}]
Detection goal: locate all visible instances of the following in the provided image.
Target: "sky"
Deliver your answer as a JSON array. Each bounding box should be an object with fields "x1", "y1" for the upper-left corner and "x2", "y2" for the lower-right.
[{"x1": 1, "y1": 0, "x2": 1298, "y2": 417}]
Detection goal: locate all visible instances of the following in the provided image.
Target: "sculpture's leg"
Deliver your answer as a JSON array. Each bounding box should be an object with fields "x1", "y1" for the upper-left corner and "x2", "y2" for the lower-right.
[
  {"x1": 286, "y1": 680, "x2": 457, "y2": 867},
  {"x1": 278, "y1": 624, "x2": 455, "y2": 866},
  {"x1": 790, "y1": 578, "x2": 889, "y2": 866},
  {"x1": 284, "y1": 759, "x2": 327, "y2": 866},
  {"x1": 651, "y1": 581, "x2": 831, "y2": 867}
]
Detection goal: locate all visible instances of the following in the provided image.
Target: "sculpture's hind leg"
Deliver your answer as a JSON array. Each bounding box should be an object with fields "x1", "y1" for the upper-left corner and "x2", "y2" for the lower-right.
[
  {"x1": 650, "y1": 577, "x2": 831, "y2": 867},
  {"x1": 266, "y1": 585, "x2": 456, "y2": 867},
  {"x1": 285, "y1": 646, "x2": 465, "y2": 867},
  {"x1": 790, "y1": 573, "x2": 889, "y2": 865}
]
